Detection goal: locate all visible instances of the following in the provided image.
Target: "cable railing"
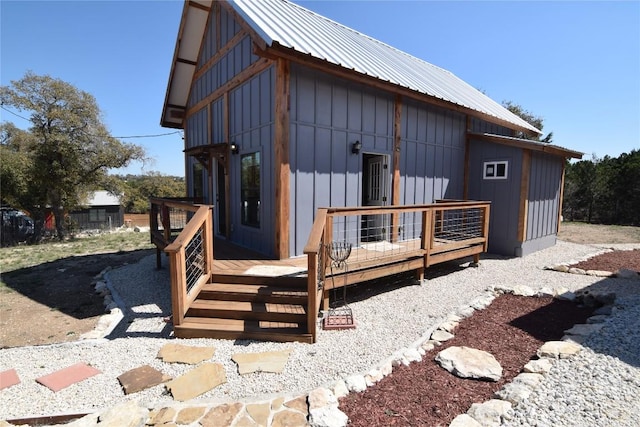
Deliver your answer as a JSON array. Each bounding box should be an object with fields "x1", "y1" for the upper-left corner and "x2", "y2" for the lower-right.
[{"x1": 304, "y1": 200, "x2": 490, "y2": 341}]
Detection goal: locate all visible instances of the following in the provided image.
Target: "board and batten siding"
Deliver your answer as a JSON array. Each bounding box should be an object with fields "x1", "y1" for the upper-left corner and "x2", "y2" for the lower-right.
[
  {"x1": 185, "y1": 108, "x2": 209, "y2": 202},
  {"x1": 289, "y1": 65, "x2": 395, "y2": 256},
  {"x1": 521, "y1": 152, "x2": 563, "y2": 256},
  {"x1": 467, "y1": 139, "x2": 523, "y2": 256},
  {"x1": 227, "y1": 67, "x2": 275, "y2": 256}
]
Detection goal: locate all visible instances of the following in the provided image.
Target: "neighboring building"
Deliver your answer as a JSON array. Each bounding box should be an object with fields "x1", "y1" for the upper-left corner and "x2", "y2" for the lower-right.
[
  {"x1": 68, "y1": 191, "x2": 124, "y2": 231},
  {"x1": 160, "y1": 0, "x2": 582, "y2": 259}
]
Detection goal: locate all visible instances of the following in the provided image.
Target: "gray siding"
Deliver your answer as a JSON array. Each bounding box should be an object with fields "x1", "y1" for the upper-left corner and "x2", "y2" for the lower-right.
[
  {"x1": 401, "y1": 99, "x2": 466, "y2": 205},
  {"x1": 185, "y1": 107, "x2": 208, "y2": 148},
  {"x1": 526, "y1": 152, "x2": 562, "y2": 241},
  {"x1": 467, "y1": 140, "x2": 522, "y2": 256},
  {"x1": 227, "y1": 67, "x2": 275, "y2": 256},
  {"x1": 289, "y1": 65, "x2": 394, "y2": 256},
  {"x1": 471, "y1": 117, "x2": 513, "y2": 137}
]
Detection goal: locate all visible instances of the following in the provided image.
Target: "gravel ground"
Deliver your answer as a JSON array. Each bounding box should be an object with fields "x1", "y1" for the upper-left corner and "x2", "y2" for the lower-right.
[{"x1": 0, "y1": 240, "x2": 638, "y2": 423}]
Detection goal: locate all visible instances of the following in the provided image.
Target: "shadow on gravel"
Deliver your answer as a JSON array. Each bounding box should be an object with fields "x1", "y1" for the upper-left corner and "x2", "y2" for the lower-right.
[
  {"x1": 570, "y1": 277, "x2": 640, "y2": 369},
  {"x1": 0, "y1": 249, "x2": 154, "y2": 320}
]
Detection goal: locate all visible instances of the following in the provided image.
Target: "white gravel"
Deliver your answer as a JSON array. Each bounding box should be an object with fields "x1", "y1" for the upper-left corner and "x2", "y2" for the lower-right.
[{"x1": 0, "y1": 240, "x2": 638, "y2": 423}]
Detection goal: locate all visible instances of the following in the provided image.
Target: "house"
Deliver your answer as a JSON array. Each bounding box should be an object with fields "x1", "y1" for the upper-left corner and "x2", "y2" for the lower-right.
[
  {"x1": 160, "y1": 0, "x2": 582, "y2": 260},
  {"x1": 68, "y1": 191, "x2": 124, "y2": 231}
]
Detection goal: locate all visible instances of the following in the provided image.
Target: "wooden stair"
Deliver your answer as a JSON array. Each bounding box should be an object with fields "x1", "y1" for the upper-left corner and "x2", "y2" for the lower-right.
[{"x1": 173, "y1": 274, "x2": 313, "y2": 343}]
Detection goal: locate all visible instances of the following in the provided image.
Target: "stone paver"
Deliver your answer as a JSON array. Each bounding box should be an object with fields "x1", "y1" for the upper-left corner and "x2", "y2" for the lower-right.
[
  {"x1": 0, "y1": 369, "x2": 20, "y2": 391},
  {"x1": 36, "y1": 363, "x2": 101, "y2": 392},
  {"x1": 117, "y1": 365, "x2": 171, "y2": 394},
  {"x1": 232, "y1": 350, "x2": 291, "y2": 374},
  {"x1": 157, "y1": 343, "x2": 216, "y2": 364},
  {"x1": 165, "y1": 363, "x2": 226, "y2": 401}
]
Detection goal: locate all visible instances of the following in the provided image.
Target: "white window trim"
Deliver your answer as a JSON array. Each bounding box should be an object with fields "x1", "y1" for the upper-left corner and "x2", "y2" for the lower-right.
[{"x1": 483, "y1": 160, "x2": 509, "y2": 180}]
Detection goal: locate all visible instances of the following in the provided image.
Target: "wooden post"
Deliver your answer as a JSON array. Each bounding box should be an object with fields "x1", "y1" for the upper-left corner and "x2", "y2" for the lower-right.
[
  {"x1": 483, "y1": 204, "x2": 491, "y2": 252},
  {"x1": 274, "y1": 58, "x2": 291, "y2": 259},
  {"x1": 391, "y1": 95, "x2": 402, "y2": 242},
  {"x1": 463, "y1": 115, "x2": 471, "y2": 200},
  {"x1": 557, "y1": 160, "x2": 566, "y2": 234},
  {"x1": 322, "y1": 215, "x2": 333, "y2": 311},
  {"x1": 422, "y1": 209, "x2": 433, "y2": 269},
  {"x1": 517, "y1": 150, "x2": 532, "y2": 242},
  {"x1": 307, "y1": 252, "x2": 318, "y2": 342},
  {"x1": 169, "y1": 248, "x2": 186, "y2": 327}
]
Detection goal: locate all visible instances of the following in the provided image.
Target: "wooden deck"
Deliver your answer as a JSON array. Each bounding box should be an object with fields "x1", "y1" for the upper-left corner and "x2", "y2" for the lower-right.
[{"x1": 151, "y1": 199, "x2": 490, "y2": 343}]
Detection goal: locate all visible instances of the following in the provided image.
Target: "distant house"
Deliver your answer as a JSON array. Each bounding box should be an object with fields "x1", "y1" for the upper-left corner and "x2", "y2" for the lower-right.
[
  {"x1": 160, "y1": 0, "x2": 582, "y2": 258},
  {"x1": 68, "y1": 191, "x2": 124, "y2": 231}
]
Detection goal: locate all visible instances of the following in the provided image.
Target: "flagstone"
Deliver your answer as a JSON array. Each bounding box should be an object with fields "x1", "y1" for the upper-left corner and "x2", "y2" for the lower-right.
[
  {"x1": 271, "y1": 397, "x2": 285, "y2": 410},
  {"x1": 165, "y1": 363, "x2": 226, "y2": 401},
  {"x1": 148, "y1": 407, "x2": 176, "y2": 425},
  {"x1": 175, "y1": 406, "x2": 206, "y2": 424},
  {"x1": 271, "y1": 410, "x2": 309, "y2": 427},
  {"x1": 118, "y1": 365, "x2": 171, "y2": 394},
  {"x1": 232, "y1": 350, "x2": 291, "y2": 375},
  {"x1": 200, "y1": 402, "x2": 243, "y2": 427},
  {"x1": 36, "y1": 363, "x2": 101, "y2": 392},
  {"x1": 246, "y1": 402, "x2": 270, "y2": 426},
  {"x1": 0, "y1": 369, "x2": 20, "y2": 391},
  {"x1": 284, "y1": 396, "x2": 308, "y2": 415},
  {"x1": 157, "y1": 343, "x2": 215, "y2": 364}
]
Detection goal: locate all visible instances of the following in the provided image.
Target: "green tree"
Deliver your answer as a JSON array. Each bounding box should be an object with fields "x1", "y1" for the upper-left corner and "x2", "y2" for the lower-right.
[
  {"x1": 0, "y1": 72, "x2": 145, "y2": 239},
  {"x1": 112, "y1": 173, "x2": 185, "y2": 213},
  {"x1": 502, "y1": 101, "x2": 553, "y2": 143}
]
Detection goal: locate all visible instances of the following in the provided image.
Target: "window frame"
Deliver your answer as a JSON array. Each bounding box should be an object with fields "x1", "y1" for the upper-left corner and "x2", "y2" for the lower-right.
[
  {"x1": 240, "y1": 151, "x2": 261, "y2": 229},
  {"x1": 483, "y1": 160, "x2": 509, "y2": 180}
]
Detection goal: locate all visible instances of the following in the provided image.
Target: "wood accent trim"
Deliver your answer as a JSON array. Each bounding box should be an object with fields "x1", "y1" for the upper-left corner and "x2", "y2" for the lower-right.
[
  {"x1": 177, "y1": 57, "x2": 198, "y2": 66},
  {"x1": 391, "y1": 95, "x2": 402, "y2": 242},
  {"x1": 274, "y1": 58, "x2": 291, "y2": 259},
  {"x1": 194, "y1": 30, "x2": 249, "y2": 80},
  {"x1": 463, "y1": 115, "x2": 471, "y2": 200},
  {"x1": 188, "y1": 0, "x2": 211, "y2": 13},
  {"x1": 518, "y1": 149, "x2": 532, "y2": 242},
  {"x1": 557, "y1": 160, "x2": 566, "y2": 234},
  {"x1": 187, "y1": 58, "x2": 272, "y2": 118},
  {"x1": 265, "y1": 44, "x2": 539, "y2": 137},
  {"x1": 223, "y1": 92, "x2": 231, "y2": 238},
  {"x1": 468, "y1": 132, "x2": 582, "y2": 159}
]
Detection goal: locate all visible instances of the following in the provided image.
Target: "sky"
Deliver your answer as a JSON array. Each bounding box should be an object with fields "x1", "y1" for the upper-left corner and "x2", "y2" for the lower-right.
[{"x1": 1, "y1": 0, "x2": 639, "y2": 178}]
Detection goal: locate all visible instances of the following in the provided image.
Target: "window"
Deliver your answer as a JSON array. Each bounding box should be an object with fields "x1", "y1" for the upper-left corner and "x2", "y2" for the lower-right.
[
  {"x1": 483, "y1": 161, "x2": 508, "y2": 180},
  {"x1": 89, "y1": 209, "x2": 106, "y2": 222},
  {"x1": 241, "y1": 152, "x2": 260, "y2": 227},
  {"x1": 192, "y1": 162, "x2": 204, "y2": 201}
]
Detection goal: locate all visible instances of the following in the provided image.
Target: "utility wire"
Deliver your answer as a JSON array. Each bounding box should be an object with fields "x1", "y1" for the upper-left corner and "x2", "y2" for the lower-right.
[{"x1": 0, "y1": 105, "x2": 182, "y2": 139}]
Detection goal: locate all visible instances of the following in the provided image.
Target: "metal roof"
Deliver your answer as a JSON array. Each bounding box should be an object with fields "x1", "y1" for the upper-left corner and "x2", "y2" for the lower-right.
[
  {"x1": 85, "y1": 191, "x2": 121, "y2": 207},
  {"x1": 162, "y1": 0, "x2": 541, "y2": 134}
]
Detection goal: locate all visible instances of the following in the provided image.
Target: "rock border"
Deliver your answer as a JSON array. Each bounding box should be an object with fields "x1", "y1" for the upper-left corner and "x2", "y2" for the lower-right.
[{"x1": 78, "y1": 267, "x2": 124, "y2": 341}]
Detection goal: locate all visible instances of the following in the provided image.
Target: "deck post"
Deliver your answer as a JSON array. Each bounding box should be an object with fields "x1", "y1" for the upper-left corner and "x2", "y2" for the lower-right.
[
  {"x1": 307, "y1": 253, "x2": 318, "y2": 342},
  {"x1": 168, "y1": 248, "x2": 186, "y2": 326},
  {"x1": 322, "y1": 215, "x2": 333, "y2": 310},
  {"x1": 422, "y1": 208, "x2": 433, "y2": 268}
]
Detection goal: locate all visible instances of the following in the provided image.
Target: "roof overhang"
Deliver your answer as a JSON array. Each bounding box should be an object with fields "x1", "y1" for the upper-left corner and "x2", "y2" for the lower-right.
[
  {"x1": 161, "y1": 0, "x2": 212, "y2": 129},
  {"x1": 468, "y1": 132, "x2": 583, "y2": 159}
]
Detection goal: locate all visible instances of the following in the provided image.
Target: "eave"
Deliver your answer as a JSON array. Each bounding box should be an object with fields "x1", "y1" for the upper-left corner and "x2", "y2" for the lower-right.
[{"x1": 468, "y1": 132, "x2": 583, "y2": 159}]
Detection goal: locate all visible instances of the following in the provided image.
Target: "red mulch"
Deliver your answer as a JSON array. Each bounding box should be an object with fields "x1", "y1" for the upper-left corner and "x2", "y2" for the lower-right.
[
  {"x1": 570, "y1": 249, "x2": 640, "y2": 273},
  {"x1": 339, "y1": 294, "x2": 595, "y2": 427}
]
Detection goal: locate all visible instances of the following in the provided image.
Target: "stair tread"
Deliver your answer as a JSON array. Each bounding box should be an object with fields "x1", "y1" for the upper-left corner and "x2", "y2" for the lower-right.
[
  {"x1": 190, "y1": 299, "x2": 307, "y2": 314},
  {"x1": 203, "y1": 283, "x2": 308, "y2": 297},
  {"x1": 178, "y1": 317, "x2": 307, "y2": 333}
]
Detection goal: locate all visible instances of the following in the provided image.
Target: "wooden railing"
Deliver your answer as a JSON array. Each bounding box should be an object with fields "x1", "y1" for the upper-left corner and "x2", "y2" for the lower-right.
[
  {"x1": 162, "y1": 204, "x2": 214, "y2": 327},
  {"x1": 150, "y1": 197, "x2": 201, "y2": 268},
  {"x1": 304, "y1": 200, "x2": 490, "y2": 342}
]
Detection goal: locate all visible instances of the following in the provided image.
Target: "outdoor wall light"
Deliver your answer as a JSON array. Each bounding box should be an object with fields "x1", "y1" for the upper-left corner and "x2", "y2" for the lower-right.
[
  {"x1": 230, "y1": 142, "x2": 239, "y2": 154},
  {"x1": 351, "y1": 140, "x2": 362, "y2": 154}
]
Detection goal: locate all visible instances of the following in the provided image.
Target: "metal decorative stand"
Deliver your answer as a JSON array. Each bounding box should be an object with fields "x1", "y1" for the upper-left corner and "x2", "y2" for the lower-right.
[{"x1": 323, "y1": 241, "x2": 356, "y2": 330}]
